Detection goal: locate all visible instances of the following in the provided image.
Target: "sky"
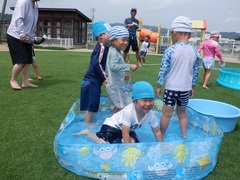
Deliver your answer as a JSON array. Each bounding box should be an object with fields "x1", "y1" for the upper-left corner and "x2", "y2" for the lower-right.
[{"x1": 1, "y1": 0, "x2": 240, "y2": 33}]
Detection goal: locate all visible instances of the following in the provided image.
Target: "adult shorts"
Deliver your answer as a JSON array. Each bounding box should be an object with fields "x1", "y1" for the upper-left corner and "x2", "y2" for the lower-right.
[
  {"x1": 124, "y1": 38, "x2": 139, "y2": 53},
  {"x1": 7, "y1": 34, "x2": 33, "y2": 65}
]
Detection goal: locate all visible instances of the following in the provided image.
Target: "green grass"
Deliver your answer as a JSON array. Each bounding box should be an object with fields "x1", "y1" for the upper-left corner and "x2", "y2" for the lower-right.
[{"x1": 0, "y1": 51, "x2": 240, "y2": 180}]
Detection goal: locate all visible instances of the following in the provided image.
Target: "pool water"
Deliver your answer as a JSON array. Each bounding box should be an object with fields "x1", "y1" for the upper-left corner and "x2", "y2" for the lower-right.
[{"x1": 54, "y1": 97, "x2": 223, "y2": 180}]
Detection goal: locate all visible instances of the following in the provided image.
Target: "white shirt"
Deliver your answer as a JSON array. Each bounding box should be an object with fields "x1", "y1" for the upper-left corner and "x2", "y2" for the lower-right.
[
  {"x1": 7, "y1": 0, "x2": 39, "y2": 43},
  {"x1": 140, "y1": 41, "x2": 150, "y2": 52},
  {"x1": 103, "y1": 103, "x2": 158, "y2": 131}
]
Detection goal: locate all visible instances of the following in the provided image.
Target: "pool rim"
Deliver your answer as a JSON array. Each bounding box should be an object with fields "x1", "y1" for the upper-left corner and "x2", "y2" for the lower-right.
[{"x1": 187, "y1": 99, "x2": 240, "y2": 119}]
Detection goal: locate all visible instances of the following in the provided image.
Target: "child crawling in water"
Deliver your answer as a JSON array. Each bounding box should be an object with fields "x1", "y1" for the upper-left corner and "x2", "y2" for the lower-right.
[{"x1": 74, "y1": 81, "x2": 163, "y2": 143}]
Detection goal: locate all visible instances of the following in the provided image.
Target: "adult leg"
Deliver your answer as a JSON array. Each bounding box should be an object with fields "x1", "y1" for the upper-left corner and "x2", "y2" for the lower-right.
[
  {"x1": 126, "y1": 53, "x2": 130, "y2": 62},
  {"x1": 10, "y1": 64, "x2": 24, "y2": 90},
  {"x1": 123, "y1": 43, "x2": 130, "y2": 62},
  {"x1": 22, "y1": 64, "x2": 38, "y2": 87},
  {"x1": 136, "y1": 52, "x2": 141, "y2": 66},
  {"x1": 160, "y1": 105, "x2": 174, "y2": 134},
  {"x1": 176, "y1": 106, "x2": 188, "y2": 138},
  {"x1": 123, "y1": 52, "x2": 128, "y2": 63}
]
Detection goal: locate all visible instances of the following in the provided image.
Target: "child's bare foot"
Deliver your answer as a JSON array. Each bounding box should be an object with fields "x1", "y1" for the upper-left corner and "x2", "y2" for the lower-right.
[
  {"x1": 99, "y1": 138, "x2": 107, "y2": 144},
  {"x1": 28, "y1": 78, "x2": 33, "y2": 81},
  {"x1": 181, "y1": 133, "x2": 188, "y2": 139},
  {"x1": 73, "y1": 129, "x2": 90, "y2": 136},
  {"x1": 202, "y1": 85, "x2": 209, "y2": 89},
  {"x1": 38, "y1": 76, "x2": 43, "y2": 80},
  {"x1": 22, "y1": 83, "x2": 38, "y2": 88},
  {"x1": 83, "y1": 122, "x2": 97, "y2": 128},
  {"x1": 10, "y1": 80, "x2": 21, "y2": 90}
]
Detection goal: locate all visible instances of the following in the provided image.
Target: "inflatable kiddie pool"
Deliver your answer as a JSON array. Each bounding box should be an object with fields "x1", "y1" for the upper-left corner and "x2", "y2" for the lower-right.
[
  {"x1": 54, "y1": 97, "x2": 223, "y2": 180},
  {"x1": 216, "y1": 68, "x2": 240, "y2": 91}
]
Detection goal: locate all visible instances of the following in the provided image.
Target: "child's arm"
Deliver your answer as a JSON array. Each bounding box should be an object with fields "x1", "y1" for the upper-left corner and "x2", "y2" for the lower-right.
[
  {"x1": 34, "y1": 34, "x2": 47, "y2": 45},
  {"x1": 157, "y1": 47, "x2": 172, "y2": 90},
  {"x1": 121, "y1": 124, "x2": 132, "y2": 143},
  {"x1": 156, "y1": 83, "x2": 162, "y2": 97},
  {"x1": 147, "y1": 42, "x2": 150, "y2": 53},
  {"x1": 152, "y1": 126, "x2": 164, "y2": 142}
]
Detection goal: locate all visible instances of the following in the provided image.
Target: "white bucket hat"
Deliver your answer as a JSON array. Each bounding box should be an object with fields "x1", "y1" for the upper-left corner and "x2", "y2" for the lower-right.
[{"x1": 170, "y1": 16, "x2": 192, "y2": 32}]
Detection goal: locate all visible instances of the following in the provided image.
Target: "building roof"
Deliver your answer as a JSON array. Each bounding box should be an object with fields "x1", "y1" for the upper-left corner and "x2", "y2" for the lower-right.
[{"x1": 39, "y1": 8, "x2": 92, "y2": 22}]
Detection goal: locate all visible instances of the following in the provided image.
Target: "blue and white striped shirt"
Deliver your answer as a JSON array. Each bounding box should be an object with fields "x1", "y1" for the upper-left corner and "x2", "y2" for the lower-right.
[{"x1": 7, "y1": 0, "x2": 39, "y2": 43}]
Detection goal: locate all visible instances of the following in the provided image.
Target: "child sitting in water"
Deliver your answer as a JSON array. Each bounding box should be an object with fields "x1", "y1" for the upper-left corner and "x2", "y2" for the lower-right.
[{"x1": 74, "y1": 81, "x2": 163, "y2": 143}]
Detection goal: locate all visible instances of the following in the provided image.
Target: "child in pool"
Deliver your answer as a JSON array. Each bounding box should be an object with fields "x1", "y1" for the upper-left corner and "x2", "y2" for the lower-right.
[
  {"x1": 74, "y1": 81, "x2": 164, "y2": 143},
  {"x1": 156, "y1": 16, "x2": 200, "y2": 141},
  {"x1": 105, "y1": 26, "x2": 138, "y2": 114},
  {"x1": 80, "y1": 21, "x2": 111, "y2": 127}
]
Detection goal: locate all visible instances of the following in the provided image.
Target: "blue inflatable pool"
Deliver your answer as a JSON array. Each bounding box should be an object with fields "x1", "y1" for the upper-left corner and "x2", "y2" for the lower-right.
[
  {"x1": 217, "y1": 68, "x2": 240, "y2": 91},
  {"x1": 54, "y1": 97, "x2": 223, "y2": 180}
]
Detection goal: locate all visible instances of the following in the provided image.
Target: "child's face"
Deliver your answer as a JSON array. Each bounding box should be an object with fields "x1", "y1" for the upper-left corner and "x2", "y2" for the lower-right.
[
  {"x1": 111, "y1": 37, "x2": 129, "y2": 51},
  {"x1": 134, "y1": 98, "x2": 154, "y2": 114},
  {"x1": 101, "y1": 32, "x2": 110, "y2": 46}
]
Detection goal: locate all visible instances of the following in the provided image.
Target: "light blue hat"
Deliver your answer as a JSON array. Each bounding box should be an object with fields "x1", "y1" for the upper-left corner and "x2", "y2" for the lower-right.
[
  {"x1": 92, "y1": 21, "x2": 111, "y2": 39},
  {"x1": 170, "y1": 16, "x2": 192, "y2": 32},
  {"x1": 109, "y1": 26, "x2": 129, "y2": 40},
  {"x1": 132, "y1": 81, "x2": 154, "y2": 101}
]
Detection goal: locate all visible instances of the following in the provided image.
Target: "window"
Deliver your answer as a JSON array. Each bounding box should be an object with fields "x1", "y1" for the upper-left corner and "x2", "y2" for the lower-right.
[
  {"x1": 53, "y1": 20, "x2": 61, "y2": 38},
  {"x1": 74, "y1": 21, "x2": 79, "y2": 43},
  {"x1": 43, "y1": 20, "x2": 51, "y2": 37},
  {"x1": 63, "y1": 20, "x2": 72, "y2": 38}
]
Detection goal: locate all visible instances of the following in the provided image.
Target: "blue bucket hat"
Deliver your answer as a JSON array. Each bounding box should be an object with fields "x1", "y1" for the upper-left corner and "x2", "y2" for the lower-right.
[
  {"x1": 132, "y1": 81, "x2": 154, "y2": 101},
  {"x1": 170, "y1": 16, "x2": 192, "y2": 32},
  {"x1": 109, "y1": 26, "x2": 129, "y2": 40},
  {"x1": 92, "y1": 21, "x2": 111, "y2": 39}
]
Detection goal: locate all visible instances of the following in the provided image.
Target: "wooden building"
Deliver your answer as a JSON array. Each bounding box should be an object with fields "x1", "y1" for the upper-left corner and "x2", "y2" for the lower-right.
[{"x1": 37, "y1": 8, "x2": 92, "y2": 45}]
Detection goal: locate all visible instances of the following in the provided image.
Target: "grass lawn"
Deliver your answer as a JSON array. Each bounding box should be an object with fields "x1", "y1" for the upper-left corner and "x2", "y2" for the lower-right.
[{"x1": 0, "y1": 50, "x2": 240, "y2": 180}]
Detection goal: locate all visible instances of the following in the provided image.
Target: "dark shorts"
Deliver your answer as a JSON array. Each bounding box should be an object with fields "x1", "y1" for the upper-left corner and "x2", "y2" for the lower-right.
[
  {"x1": 96, "y1": 125, "x2": 139, "y2": 144},
  {"x1": 124, "y1": 38, "x2": 139, "y2": 53},
  {"x1": 7, "y1": 34, "x2": 33, "y2": 65},
  {"x1": 140, "y1": 51, "x2": 147, "y2": 57},
  {"x1": 80, "y1": 80, "x2": 101, "y2": 112},
  {"x1": 163, "y1": 89, "x2": 191, "y2": 107}
]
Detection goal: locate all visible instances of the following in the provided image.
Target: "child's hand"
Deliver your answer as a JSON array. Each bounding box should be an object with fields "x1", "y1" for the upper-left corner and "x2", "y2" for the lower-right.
[
  {"x1": 124, "y1": 75, "x2": 130, "y2": 81},
  {"x1": 103, "y1": 79, "x2": 108, "y2": 86},
  {"x1": 130, "y1": 64, "x2": 138, "y2": 72},
  {"x1": 156, "y1": 84, "x2": 162, "y2": 97},
  {"x1": 190, "y1": 89, "x2": 194, "y2": 98},
  {"x1": 43, "y1": 34, "x2": 48, "y2": 39}
]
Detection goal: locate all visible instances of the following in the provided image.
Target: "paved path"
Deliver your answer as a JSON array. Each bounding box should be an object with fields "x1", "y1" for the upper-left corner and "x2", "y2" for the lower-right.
[{"x1": 1, "y1": 43, "x2": 240, "y2": 63}]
